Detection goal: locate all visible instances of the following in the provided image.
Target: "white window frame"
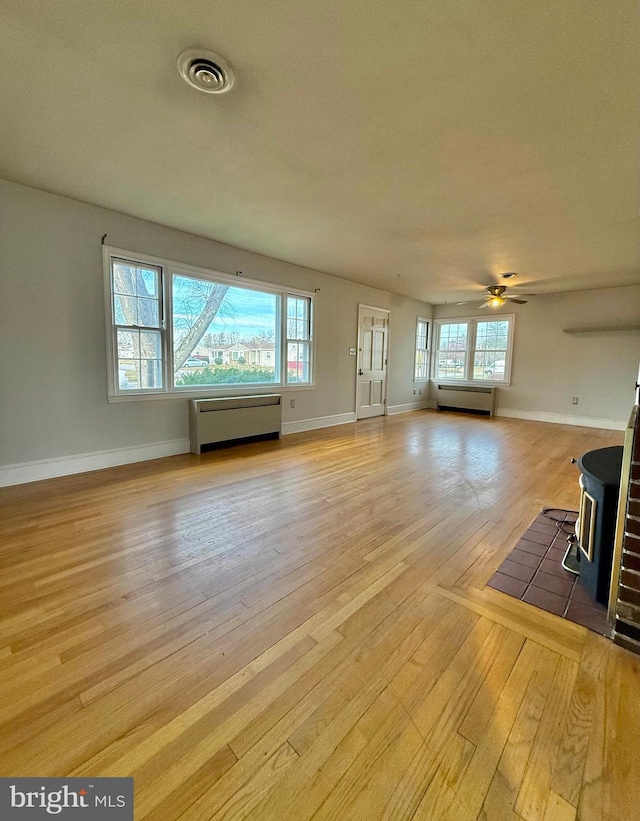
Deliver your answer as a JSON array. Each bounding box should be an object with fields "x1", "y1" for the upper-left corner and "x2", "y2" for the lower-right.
[
  {"x1": 104, "y1": 246, "x2": 316, "y2": 401},
  {"x1": 432, "y1": 315, "x2": 515, "y2": 386},
  {"x1": 107, "y1": 257, "x2": 167, "y2": 396},
  {"x1": 414, "y1": 317, "x2": 430, "y2": 382}
]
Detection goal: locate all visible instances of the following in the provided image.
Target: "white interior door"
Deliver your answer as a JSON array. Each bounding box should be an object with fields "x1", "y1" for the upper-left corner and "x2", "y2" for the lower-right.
[{"x1": 357, "y1": 305, "x2": 389, "y2": 419}]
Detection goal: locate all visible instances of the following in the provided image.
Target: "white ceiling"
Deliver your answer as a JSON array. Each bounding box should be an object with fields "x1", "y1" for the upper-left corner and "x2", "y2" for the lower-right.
[{"x1": 1, "y1": 0, "x2": 638, "y2": 304}]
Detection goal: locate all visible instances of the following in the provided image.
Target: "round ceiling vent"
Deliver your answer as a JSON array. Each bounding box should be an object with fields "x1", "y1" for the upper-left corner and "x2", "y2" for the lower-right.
[{"x1": 178, "y1": 49, "x2": 235, "y2": 94}]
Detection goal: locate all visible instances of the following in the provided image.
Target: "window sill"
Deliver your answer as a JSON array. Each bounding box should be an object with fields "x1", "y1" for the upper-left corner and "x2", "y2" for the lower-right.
[
  {"x1": 108, "y1": 384, "x2": 315, "y2": 402},
  {"x1": 430, "y1": 378, "x2": 511, "y2": 388}
]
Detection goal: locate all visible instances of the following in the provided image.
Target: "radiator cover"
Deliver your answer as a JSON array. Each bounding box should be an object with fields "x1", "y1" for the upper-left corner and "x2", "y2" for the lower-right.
[
  {"x1": 189, "y1": 394, "x2": 282, "y2": 454},
  {"x1": 436, "y1": 384, "x2": 496, "y2": 416}
]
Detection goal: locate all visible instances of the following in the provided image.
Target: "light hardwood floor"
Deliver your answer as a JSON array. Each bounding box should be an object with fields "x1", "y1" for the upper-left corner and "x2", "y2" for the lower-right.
[{"x1": 0, "y1": 411, "x2": 638, "y2": 820}]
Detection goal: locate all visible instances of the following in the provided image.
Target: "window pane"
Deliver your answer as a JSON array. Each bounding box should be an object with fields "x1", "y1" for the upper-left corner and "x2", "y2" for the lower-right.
[
  {"x1": 436, "y1": 353, "x2": 466, "y2": 380},
  {"x1": 436, "y1": 322, "x2": 467, "y2": 380},
  {"x1": 287, "y1": 341, "x2": 310, "y2": 383},
  {"x1": 114, "y1": 294, "x2": 137, "y2": 326},
  {"x1": 415, "y1": 351, "x2": 428, "y2": 379},
  {"x1": 473, "y1": 354, "x2": 507, "y2": 381},
  {"x1": 474, "y1": 320, "x2": 509, "y2": 381},
  {"x1": 113, "y1": 294, "x2": 160, "y2": 328},
  {"x1": 117, "y1": 329, "x2": 138, "y2": 358},
  {"x1": 140, "y1": 330, "x2": 162, "y2": 359},
  {"x1": 417, "y1": 320, "x2": 428, "y2": 349},
  {"x1": 113, "y1": 261, "x2": 161, "y2": 304},
  {"x1": 173, "y1": 274, "x2": 278, "y2": 387},
  {"x1": 112, "y1": 262, "x2": 137, "y2": 295},
  {"x1": 287, "y1": 296, "x2": 309, "y2": 321},
  {"x1": 138, "y1": 267, "x2": 159, "y2": 298},
  {"x1": 140, "y1": 359, "x2": 163, "y2": 389},
  {"x1": 118, "y1": 360, "x2": 140, "y2": 390},
  {"x1": 137, "y1": 298, "x2": 160, "y2": 327},
  {"x1": 287, "y1": 297, "x2": 311, "y2": 339}
]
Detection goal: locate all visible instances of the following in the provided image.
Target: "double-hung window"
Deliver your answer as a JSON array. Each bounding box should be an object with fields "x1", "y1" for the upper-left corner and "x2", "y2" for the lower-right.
[
  {"x1": 105, "y1": 247, "x2": 315, "y2": 398},
  {"x1": 111, "y1": 259, "x2": 165, "y2": 392},
  {"x1": 434, "y1": 316, "x2": 514, "y2": 384},
  {"x1": 286, "y1": 296, "x2": 312, "y2": 383},
  {"x1": 414, "y1": 318, "x2": 430, "y2": 380}
]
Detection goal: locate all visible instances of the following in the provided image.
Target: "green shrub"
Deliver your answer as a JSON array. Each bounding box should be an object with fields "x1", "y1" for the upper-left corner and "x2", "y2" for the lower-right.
[{"x1": 175, "y1": 366, "x2": 276, "y2": 386}]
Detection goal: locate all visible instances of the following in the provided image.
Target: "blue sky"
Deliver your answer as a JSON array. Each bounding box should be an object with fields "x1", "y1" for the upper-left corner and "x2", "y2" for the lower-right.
[{"x1": 173, "y1": 277, "x2": 277, "y2": 339}]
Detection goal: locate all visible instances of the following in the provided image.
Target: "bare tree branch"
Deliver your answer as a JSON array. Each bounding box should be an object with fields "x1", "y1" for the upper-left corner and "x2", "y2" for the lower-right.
[{"x1": 174, "y1": 283, "x2": 229, "y2": 370}]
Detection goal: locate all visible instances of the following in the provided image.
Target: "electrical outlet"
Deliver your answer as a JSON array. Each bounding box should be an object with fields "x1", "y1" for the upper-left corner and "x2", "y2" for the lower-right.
[
  {"x1": 413, "y1": 389, "x2": 416, "y2": 395},
  {"x1": 572, "y1": 397, "x2": 578, "y2": 405},
  {"x1": 290, "y1": 399, "x2": 295, "y2": 408}
]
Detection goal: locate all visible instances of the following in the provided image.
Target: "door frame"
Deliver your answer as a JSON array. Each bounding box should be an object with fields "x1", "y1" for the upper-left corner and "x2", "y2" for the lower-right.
[{"x1": 355, "y1": 304, "x2": 390, "y2": 419}]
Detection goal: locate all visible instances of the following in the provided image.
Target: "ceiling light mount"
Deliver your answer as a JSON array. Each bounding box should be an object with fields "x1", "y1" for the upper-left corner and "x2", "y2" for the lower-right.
[
  {"x1": 178, "y1": 49, "x2": 235, "y2": 94},
  {"x1": 499, "y1": 272, "x2": 517, "y2": 279}
]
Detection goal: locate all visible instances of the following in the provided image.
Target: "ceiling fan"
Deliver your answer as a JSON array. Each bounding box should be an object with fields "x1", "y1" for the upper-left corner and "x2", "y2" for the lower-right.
[{"x1": 457, "y1": 284, "x2": 534, "y2": 309}]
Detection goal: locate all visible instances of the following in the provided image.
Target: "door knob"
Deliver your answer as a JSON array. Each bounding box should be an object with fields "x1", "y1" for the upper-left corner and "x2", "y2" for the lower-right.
[{"x1": 358, "y1": 369, "x2": 364, "y2": 376}]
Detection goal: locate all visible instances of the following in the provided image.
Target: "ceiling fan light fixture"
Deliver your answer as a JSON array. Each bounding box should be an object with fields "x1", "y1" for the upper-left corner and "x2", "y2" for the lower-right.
[{"x1": 488, "y1": 296, "x2": 505, "y2": 307}]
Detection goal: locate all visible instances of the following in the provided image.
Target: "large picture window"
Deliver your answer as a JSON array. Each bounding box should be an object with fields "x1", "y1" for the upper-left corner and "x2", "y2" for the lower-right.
[
  {"x1": 434, "y1": 316, "x2": 514, "y2": 384},
  {"x1": 171, "y1": 273, "x2": 279, "y2": 389},
  {"x1": 105, "y1": 248, "x2": 314, "y2": 397}
]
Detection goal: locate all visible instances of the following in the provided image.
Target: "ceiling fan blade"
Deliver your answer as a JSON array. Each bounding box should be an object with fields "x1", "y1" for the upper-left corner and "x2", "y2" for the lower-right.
[
  {"x1": 505, "y1": 292, "x2": 535, "y2": 297},
  {"x1": 478, "y1": 302, "x2": 490, "y2": 308},
  {"x1": 456, "y1": 299, "x2": 484, "y2": 305},
  {"x1": 505, "y1": 298, "x2": 528, "y2": 304}
]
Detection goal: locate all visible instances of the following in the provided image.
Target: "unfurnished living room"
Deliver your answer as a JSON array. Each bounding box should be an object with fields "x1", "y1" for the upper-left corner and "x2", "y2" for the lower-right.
[{"x1": 1, "y1": 2, "x2": 639, "y2": 820}]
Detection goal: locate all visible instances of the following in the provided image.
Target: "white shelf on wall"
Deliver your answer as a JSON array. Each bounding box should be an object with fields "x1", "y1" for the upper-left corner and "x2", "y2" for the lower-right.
[{"x1": 562, "y1": 324, "x2": 640, "y2": 334}]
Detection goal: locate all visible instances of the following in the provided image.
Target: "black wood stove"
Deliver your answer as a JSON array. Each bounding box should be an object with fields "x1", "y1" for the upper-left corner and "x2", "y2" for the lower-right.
[{"x1": 576, "y1": 445, "x2": 623, "y2": 605}]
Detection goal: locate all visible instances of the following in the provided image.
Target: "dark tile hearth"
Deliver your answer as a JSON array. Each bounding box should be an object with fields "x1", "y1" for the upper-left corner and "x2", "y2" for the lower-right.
[
  {"x1": 487, "y1": 511, "x2": 611, "y2": 637},
  {"x1": 523, "y1": 585, "x2": 567, "y2": 617}
]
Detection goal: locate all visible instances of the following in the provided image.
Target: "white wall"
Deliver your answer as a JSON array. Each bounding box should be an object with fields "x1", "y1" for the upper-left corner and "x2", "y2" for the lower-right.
[
  {"x1": 434, "y1": 286, "x2": 640, "y2": 427},
  {"x1": 0, "y1": 180, "x2": 433, "y2": 480}
]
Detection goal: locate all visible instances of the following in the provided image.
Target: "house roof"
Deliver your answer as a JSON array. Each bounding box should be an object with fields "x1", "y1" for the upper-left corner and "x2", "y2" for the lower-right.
[
  {"x1": 0, "y1": 1, "x2": 638, "y2": 303},
  {"x1": 211, "y1": 342, "x2": 276, "y2": 351}
]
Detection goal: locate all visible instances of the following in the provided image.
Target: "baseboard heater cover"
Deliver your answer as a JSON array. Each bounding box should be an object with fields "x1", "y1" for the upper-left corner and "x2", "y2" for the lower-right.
[
  {"x1": 436, "y1": 385, "x2": 496, "y2": 416},
  {"x1": 189, "y1": 394, "x2": 282, "y2": 454}
]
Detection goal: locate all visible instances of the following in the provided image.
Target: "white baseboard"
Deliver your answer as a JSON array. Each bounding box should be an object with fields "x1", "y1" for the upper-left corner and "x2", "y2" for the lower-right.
[
  {"x1": 1, "y1": 406, "x2": 622, "y2": 488},
  {"x1": 0, "y1": 439, "x2": 190, "y2": 488},
  {"x1": 282, "y1": 412, "x2": 357, "y2": 435},
  {"x1": 0, "y1": 413, "x2": 358, "y2": 487},
  {"x1": 495, "y1": 408, "x2": 626, "y2": 431},
  {"x1": 386, "y1": 401, "x2": 433, "y2": 415}
]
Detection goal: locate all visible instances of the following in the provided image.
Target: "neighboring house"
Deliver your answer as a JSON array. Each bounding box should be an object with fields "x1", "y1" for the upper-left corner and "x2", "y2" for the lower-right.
[
  {"x1": 205, "y1": 342, "x2": 304, "y2": 373},
  {"x1": 208, "y1": 343, "x2": 276, "y2": 366},
  {"x1": 191, "y1": 345, "x2": 211, "y2": 362}
]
